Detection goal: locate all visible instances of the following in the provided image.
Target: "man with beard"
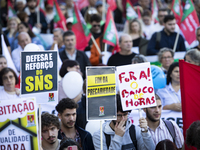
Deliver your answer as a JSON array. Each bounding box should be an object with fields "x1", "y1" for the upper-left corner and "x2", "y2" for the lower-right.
[
  {"x1": 41, "y1": 113, "x2": 61, "y2": 150},
  {"x1": 143, "y1": 94, "x2": 184, "y2": 149},
  {"x1": 56, "y1": 98, "x2": 94, "y2": 150},
  {"x1": 93, "y1": 94, "x2": 155, "y2": 150},
  {"x1": 147, "y1": 15, "x2": 186, "y2": 55},
  {"x1": 24, "y1": 0, "x2": 47, "y2": 33}
]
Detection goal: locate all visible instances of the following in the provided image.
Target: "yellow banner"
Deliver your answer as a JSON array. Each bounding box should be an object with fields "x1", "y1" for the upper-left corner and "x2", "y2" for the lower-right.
[
  {"x1": 87, "y1": 74, "x2": 116, "y2": 86},
  {"x1": 87, "y1": 85, "x2": 116, "y2": 98}
]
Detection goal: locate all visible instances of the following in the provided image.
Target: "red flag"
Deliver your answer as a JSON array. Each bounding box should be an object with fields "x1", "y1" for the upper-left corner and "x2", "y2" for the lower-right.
[
  {"x1": 7, "y1": 0, "x2": 16, "y2": 18},
  {"x1": 76, "y1": 0, "x2": 89, "y2": 10},
  {"x1": 107, "y1": 0, "x2": 117, "y2": 11},
  {"x1": 179, "y1": 0, "x2": 199, "y2": 45},
  {"x1": 103, "y1": 8, "x2": 119, "y2": 53},
  {"x1": 179, "y1": 60, "x2": 200, "y2": 150},
  {"x1": 151, "y1": 0, "x2": 159, "y2": 23},
  {"x1": 72, "y1": 3, "x2": 91, "y2": 51},
  {"x1": 53, "y1": 0, "x2": 67, "y2": 31},
  {"x1": 171, "y1": 0, "x2": 183, "y2": 26}
]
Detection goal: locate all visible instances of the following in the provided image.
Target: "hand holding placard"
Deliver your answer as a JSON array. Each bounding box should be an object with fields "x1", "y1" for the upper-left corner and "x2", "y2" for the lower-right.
[{"x1": 139, "y1": 117, "x2": 148, "y2": 132}]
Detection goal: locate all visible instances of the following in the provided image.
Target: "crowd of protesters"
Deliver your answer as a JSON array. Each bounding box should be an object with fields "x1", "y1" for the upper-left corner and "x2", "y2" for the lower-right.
[{"x1": 1, "y1": 0, "x2": 200, "y2": 149}]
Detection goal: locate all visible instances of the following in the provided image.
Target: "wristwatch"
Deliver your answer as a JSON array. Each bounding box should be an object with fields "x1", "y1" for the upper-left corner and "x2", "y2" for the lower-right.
[{"x1": 141, "y1": 127, "x2": 148, "y2": 133}]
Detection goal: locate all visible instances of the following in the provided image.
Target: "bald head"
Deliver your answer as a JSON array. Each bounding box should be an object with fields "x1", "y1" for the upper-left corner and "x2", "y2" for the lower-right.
[
  {"x1": 18, "y1": 32, "x2": 31, "y2": 49},
  {"x1": 119, "y1": 34, "x2": 133, "y2": 53}
]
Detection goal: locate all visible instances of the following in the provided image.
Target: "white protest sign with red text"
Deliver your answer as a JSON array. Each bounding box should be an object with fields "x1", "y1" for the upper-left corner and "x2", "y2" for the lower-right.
[
  {"x1": 116, "y1": 62, "x2": 156, "y2": 111},
  {"x1": 0, "y1": 98, "x2": 39, "y2": 150}
]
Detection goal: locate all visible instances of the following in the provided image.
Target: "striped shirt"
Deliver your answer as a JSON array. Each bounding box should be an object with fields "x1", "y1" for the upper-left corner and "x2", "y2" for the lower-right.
[{"x1": 148, "y1": 119, "x2": 184, "y2": 148}]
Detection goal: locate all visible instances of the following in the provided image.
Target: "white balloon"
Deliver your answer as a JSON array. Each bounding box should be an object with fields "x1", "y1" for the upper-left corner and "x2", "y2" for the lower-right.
[
  {"x1": 24, "y1": 43, "x2": 41, "y2": 51},
  {"x1": 62, "y1": 71, "x2": 83, "y2": 99}
]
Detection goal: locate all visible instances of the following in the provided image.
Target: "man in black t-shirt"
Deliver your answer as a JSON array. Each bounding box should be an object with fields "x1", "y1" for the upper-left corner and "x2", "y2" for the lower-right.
[{"x1": 107, "y1": 34, "x2": 136, "y2": 66}]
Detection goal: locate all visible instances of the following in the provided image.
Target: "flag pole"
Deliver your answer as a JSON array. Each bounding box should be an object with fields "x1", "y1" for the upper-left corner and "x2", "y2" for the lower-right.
[
  {"x1": 102, "y1": 0, "x2": 106, "y2": 21},
  {"x1": 173, "y1": 32, "x2": 179, "y2": 52},
  {"x1": 100, "y1": 120, "x2": 103, "y2": 150},
  {"x1": 91, "y1": 35, "x2": 101, "y2": 54},
  {"x1": 138, "y1": 108, "x2": 145, "y2": 131},
  {"x1": 62, "y1": 21, "x2": 67, "y2": 31},
  {"x1": 37, "y1": 4, "x2": 40, "y2": 24},
  {"x1": 39, "y1": 104, "x2": 42, "y2": 149},
  {"x1": 104, "y1": 43, "x2": 107, "y2": 53}
]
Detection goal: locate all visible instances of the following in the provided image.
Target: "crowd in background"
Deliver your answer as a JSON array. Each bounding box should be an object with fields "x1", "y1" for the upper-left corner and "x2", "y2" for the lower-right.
[{"x1": 1, "y1": 0, "x2": 200, "y2": 150}]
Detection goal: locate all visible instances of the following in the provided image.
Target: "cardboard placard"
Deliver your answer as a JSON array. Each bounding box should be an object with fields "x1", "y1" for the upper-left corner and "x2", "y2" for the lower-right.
[
  {"x1": 86, "y1": 66, "x2": 117, "y2": 120},
  {"x1": 20, "y1": 51, "x2": 58, "y2": 104},
  {"x1": 0, "y1": 97, "x2": 39, "y2": 150},
  {"x1": 116, "y1": 62, "x2": 156, "y2": 111}
]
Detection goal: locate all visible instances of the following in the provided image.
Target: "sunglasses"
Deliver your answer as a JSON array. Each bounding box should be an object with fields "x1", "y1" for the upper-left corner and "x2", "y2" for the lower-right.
[{"x1": 93, "y1": 24, "x2": 100, "y2": 27}]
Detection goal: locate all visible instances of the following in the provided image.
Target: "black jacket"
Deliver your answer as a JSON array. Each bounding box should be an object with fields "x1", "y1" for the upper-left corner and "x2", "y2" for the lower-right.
[
  {"x1": 58, "y1": 124, "x2": 95, "y2": 150},
  {"x1": 59, "y1": 49, "x2": 91, "y2": 79},
  {"x1": 76, "y1": 95, "x2": 87, "y2": 129},
  {"x1": 28, "y1": 10, "x2": 48, "y2": 33}
]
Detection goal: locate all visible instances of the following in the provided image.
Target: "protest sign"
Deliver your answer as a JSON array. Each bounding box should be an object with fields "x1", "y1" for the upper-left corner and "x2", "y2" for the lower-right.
[
  {"x1": 0, "y1": 97, "x2": 39, "y2": 150},
  {"x1": 116, "y1": 62, "x2": 156, "y2": 111},
  {"x1": 86, "y1": 66, "x2": 116, "y2": 120},
  {"x1": 20, "y1": 51, "x2": 58, "y2": 104}
]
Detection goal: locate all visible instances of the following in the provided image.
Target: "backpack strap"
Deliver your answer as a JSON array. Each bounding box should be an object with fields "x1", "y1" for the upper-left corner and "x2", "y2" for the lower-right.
[
  {"x1": 163, "y1": 120, "x2": 176, "y2": 143},
  {"x1": 155, "y1": 32, "x2": 161, "y2": 50},
  {"x1": 104, "y1": 124, "x2": 138, "y2": 150},
  {"x1": 129, "y1": 125, "x2": 138, "y2": 150},
  {"x1": 104, "y1": 132, "x2": 111, "y2": 149}
]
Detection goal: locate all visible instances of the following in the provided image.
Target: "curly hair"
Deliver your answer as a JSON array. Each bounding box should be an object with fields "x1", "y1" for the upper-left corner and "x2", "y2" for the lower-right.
[
  {"x1": 186, "y1": 121, "x2": 200, "y2": 149},
  {"x1": 59, "y1": 137, "x2": 81, "y2": 150},
  {"x1": 41, "y1": 113, "x2": 60, "y2": 129},
  {"x1": 56, "y1": 98, "x2": 78, "y2": 114}
]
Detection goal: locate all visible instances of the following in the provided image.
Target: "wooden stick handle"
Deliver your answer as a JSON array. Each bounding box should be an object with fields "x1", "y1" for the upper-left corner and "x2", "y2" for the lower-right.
[
  {"x1": 100, "y1": 120, "x2": 103, "y2": 150},
  {"x1": 91, "y1": 35, "x2": 101, "y2": 54}
]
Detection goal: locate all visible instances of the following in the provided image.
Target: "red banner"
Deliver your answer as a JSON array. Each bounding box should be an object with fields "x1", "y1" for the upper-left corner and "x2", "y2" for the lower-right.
[{"x1": 179, "y1": 60, "x2": 200, "y2": 150}]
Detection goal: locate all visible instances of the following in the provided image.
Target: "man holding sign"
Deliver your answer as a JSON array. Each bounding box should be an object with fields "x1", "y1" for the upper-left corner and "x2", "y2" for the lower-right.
[
  {"x1": 93, "y1": 94, "x2": 155, "y2": 150},
  {"x1": 143, "y1": 94, "x2": 184, "y2": 149}
]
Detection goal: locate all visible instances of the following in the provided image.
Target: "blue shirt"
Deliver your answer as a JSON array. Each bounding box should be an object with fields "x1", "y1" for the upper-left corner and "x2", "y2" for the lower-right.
[
  {"x1": 46, "y1": 44, "x2": 65, "y2": 52},
  {"x1": 147, "y1": 29, "x2": 186, "y2": 55},
  {"x1": 156, "y1": 83, "x2": 181, "y2": 107}
]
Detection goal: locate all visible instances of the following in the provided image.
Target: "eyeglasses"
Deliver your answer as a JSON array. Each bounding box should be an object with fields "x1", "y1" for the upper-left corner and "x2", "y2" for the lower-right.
[
  {"x1": 117, "y1": 112, "x2": 129, "y2": 118},
  {"x1": 162, "y1": 56, "x2": 173, "y2": 59},
  {"x1": 92, "y1": 24, "x2": 100, "y2": 27}
]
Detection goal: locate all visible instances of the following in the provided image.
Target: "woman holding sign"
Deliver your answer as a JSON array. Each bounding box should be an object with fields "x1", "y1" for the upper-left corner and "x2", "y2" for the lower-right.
[
  {"x1": 0, "y1": 67, "x2": 20, "y2": 100},
  {"x1": 156, "y1": 62, "x2": 181, "y2": 112}
]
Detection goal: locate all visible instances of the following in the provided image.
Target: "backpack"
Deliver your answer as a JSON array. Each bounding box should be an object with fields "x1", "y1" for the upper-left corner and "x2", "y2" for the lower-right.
[
  {"x1": 155, "y1": 32, "x2": 161, "y2": 50},
  {"x1": 163, "y1": 120, "x2": 176, "y2": 143},
  {"x1": 104, "y1": 124, "x2": 138, "y2": 150}
]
